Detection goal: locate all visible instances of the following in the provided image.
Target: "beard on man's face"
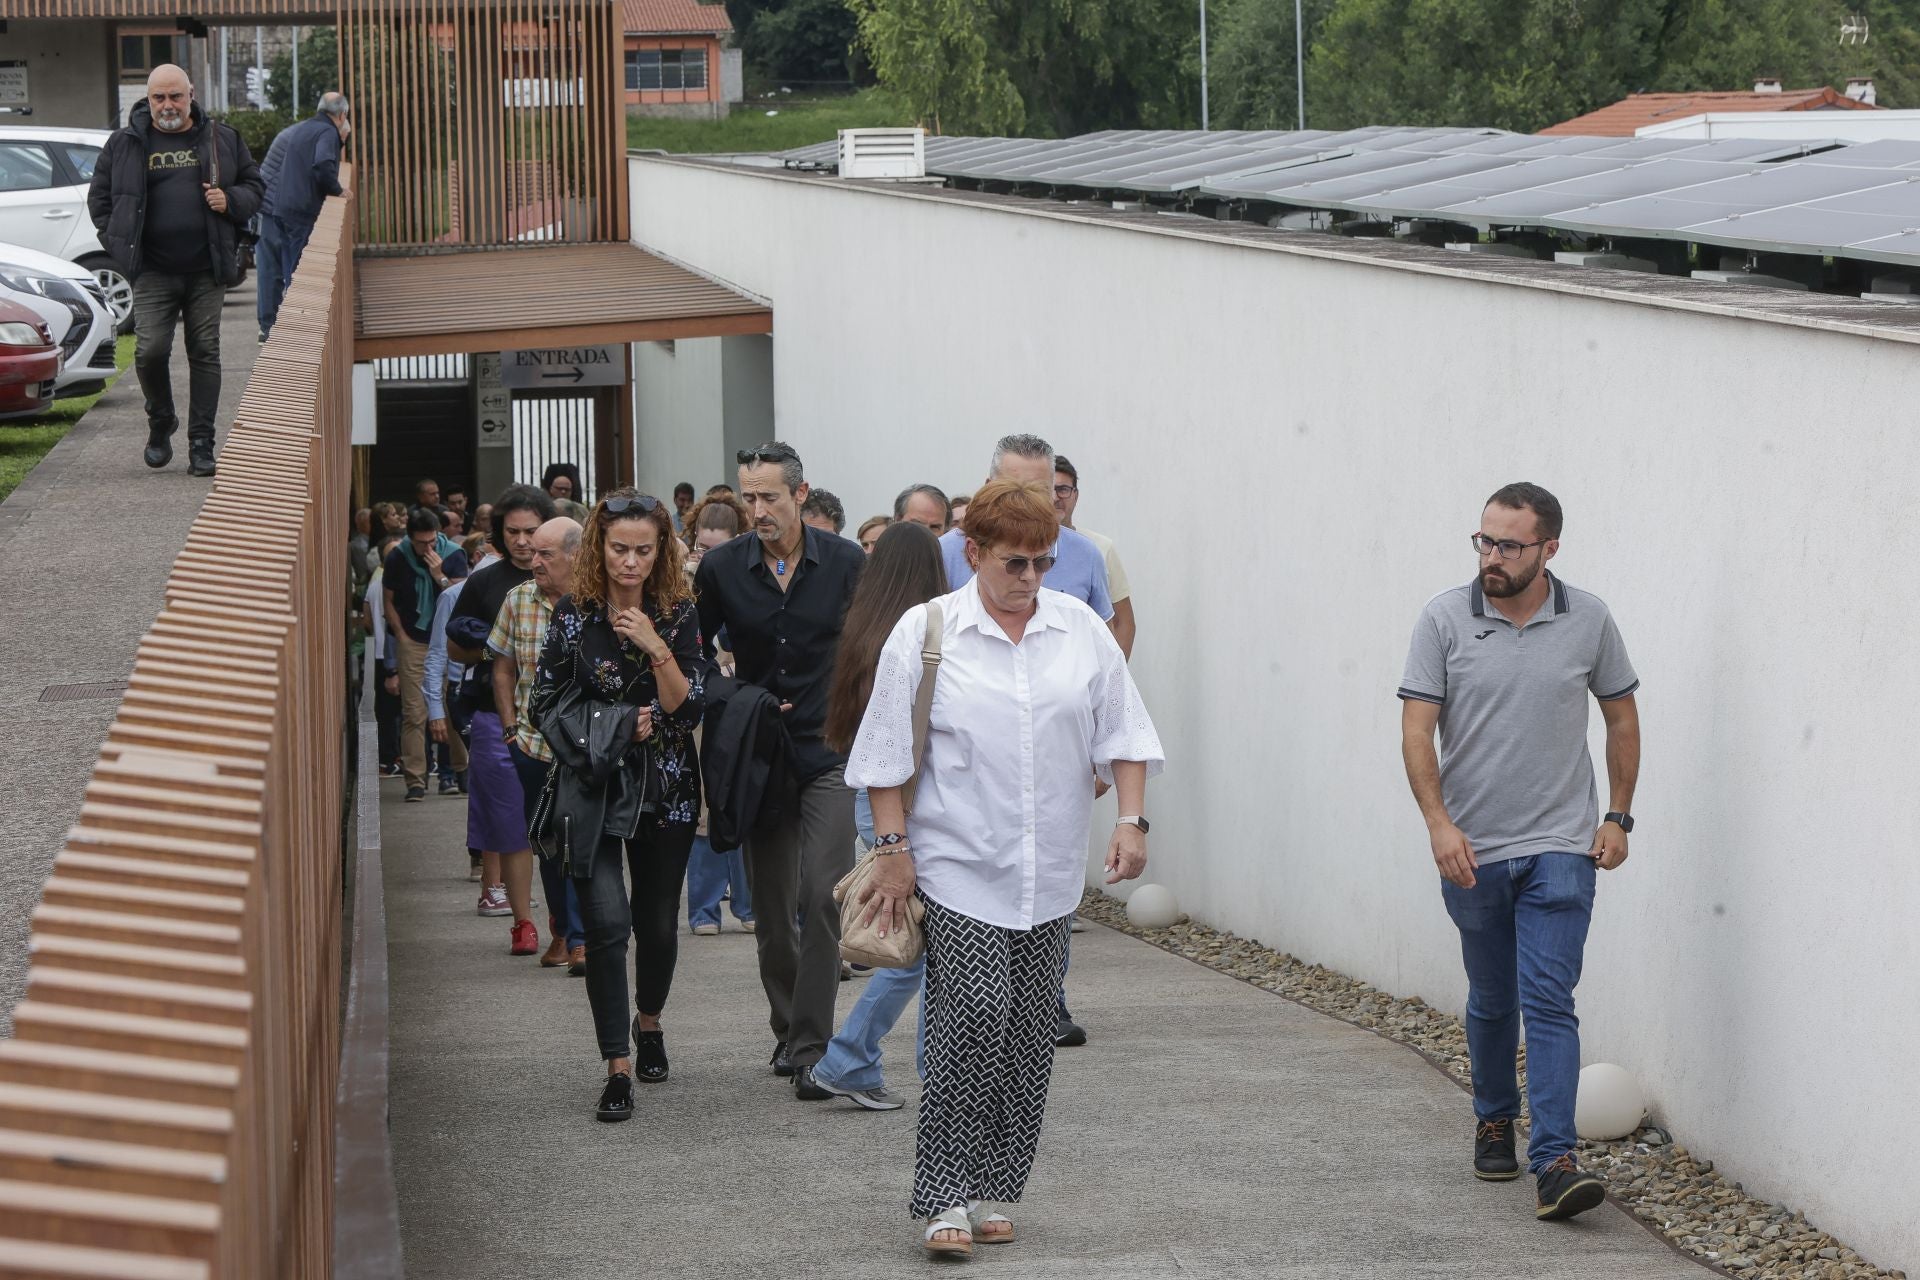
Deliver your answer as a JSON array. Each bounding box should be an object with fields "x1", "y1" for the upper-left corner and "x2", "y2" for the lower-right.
[{"x1": 1481, "y1": 559, "x2": 1541, "y2": 598}]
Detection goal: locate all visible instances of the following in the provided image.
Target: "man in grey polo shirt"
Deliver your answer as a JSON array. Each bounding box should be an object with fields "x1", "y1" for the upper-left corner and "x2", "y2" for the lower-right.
[{"x1": 1398, "y1": 482, "x2": 1641, "y2": 1224}]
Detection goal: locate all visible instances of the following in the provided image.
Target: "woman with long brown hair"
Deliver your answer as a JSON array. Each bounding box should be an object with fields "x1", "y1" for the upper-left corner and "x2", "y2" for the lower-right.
[
  {"x1": 530, "y1": 488, "x2": 704, "y2": 1122},
  {"x1": 800, "y1": 522, "x2": 949, "y2": 1113}
]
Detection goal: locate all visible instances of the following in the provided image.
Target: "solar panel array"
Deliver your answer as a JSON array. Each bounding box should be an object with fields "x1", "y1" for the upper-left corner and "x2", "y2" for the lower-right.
[{"x1": 774, "y1": 128, "x2": 1920, "y2": 271}]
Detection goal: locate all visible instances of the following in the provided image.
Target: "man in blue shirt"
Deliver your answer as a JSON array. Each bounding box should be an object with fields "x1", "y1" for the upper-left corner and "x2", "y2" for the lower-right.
[
  {"x1": 939, "y1": 433, "x2": 1112, "y2": 623},
  {"x1": 939, "y1": 432, "x2": 1113, "y2": 1050},
  {"x1": 256, "y1": 92, "x2": 350, "y2": 340}
]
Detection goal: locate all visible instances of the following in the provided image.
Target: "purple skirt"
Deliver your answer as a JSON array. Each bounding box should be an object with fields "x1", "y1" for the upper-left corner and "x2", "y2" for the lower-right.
[{"x1": 467, "y1": 711, "x2": 530, "y2": 852}]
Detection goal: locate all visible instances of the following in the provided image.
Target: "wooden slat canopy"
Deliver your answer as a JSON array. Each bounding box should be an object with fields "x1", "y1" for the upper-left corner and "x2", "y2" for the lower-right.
[{"x1": 352, "y1": 242, "x2": 772, "y2": 358}]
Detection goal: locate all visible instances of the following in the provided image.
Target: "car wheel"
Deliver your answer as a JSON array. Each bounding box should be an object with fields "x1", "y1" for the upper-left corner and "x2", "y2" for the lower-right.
[{"x1": 83, "y1": 257, "x2": 135, "y2": 335}]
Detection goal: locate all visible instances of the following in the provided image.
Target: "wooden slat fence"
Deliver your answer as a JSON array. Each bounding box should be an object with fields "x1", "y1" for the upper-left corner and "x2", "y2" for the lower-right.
[{"x1": 0, "y1": 174, "x2": 357, "y2": 1280}]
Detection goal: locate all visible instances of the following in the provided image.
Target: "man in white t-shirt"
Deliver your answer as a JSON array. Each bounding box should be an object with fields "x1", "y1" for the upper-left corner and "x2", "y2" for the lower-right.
[{"x1": 1052, "y1": 455, "x2": 1133, "y2": 660}]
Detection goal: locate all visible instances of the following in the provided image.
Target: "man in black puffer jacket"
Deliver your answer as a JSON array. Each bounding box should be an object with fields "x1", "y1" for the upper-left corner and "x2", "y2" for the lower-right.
[{"x1": 87, "y1": 64, "x2": 263, "y2": 478}]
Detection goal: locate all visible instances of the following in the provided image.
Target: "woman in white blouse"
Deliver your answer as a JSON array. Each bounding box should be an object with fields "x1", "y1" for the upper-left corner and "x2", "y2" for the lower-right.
[{"x1": 846, "y1": 477, "x2": 1165, "y2": 1258}]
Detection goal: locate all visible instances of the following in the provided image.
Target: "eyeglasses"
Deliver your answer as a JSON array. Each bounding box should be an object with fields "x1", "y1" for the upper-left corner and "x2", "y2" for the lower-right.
[
  {"x1": 604, "y1": 494, "x2": 661, "y2": 515},
  {"x1": 1052, "y1": 484, "x2": 1077, "y2": 498},
  {"x1": 736, "y1": 447, "x2": 799, "y2": 467},
  {"x1": 989, "y1": 550, "x2": 1057, "y2": 577},
  {"x1": 1469, "y1": 533, "x2": 1549, "y2": 560}
]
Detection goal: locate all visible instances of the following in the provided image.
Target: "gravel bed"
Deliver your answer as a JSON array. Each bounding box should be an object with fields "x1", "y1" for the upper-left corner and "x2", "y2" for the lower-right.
[{"x1": 1077, "y1": 891, "x2": 1904, "y2": 1280}]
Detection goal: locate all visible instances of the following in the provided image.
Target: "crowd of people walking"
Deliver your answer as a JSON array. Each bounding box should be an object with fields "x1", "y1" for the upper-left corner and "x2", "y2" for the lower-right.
[{"x1": 359, "y1": 445, "x2": 1637, "y2": 1252}]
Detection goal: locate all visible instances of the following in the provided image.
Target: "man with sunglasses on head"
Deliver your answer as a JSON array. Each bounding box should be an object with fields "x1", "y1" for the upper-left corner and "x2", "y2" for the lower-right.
[
  {"x1": 1397, "y1": 482, "x2": 1641, "y2": 1224},
  {"x1": 695, "y1": 443, "x2": 864, "y2": 1097},
  {"x1": 939, "y1": 433, "x2": 1113, "y2": 1049}
]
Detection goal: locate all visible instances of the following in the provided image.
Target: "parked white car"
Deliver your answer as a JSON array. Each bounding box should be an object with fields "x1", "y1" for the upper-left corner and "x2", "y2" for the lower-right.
[
  {"x1": 0, "y1": 126, "x2": 133, "y2": 332},
  {"x1": 0, "y1": 241, "x2": 116, "y2": 398}
]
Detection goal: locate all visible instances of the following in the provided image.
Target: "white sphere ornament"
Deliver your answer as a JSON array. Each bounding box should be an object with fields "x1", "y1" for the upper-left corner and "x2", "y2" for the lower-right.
[
  {"x1": 1125, "y1": 883, "x2": 1182, "y2": 930},
  {"x1": 1575, "y1": 1062, "x2": 1646, "y2": 1140}
]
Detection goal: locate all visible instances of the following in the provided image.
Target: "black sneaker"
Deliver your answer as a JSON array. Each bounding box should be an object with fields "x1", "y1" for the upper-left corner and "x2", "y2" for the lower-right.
[
  {"x1": 438, "y1": 776, "x2": 459, "y2": 796},
  {"x1": 1535, "y1": 1154, "x2": 1606, "y2": 1221},
  {"x1": 405, "y1": 786, "x2": 425, "y2": 803},
  {"x1": 770, "y1": 1040, "x2": 794, "y2": 1077},
  {"x1": 595, "y1": 1071, "x2": 634, "y2": 1122},
  {"x1": 792, "y1": 1065, "x2": 830, "y2": 1101},
  {"x1": 143, "y1": 426, "x2": 174, "y2": 469},
  {"x1": 186, "y1": 441, "x2": 216, "y2": 477},
  {"x1": 1054, "y1": 1018, "x2": 1088, "y2": 1048},
  {"x1": 1474, "y1": 1118, "x2": 1520, "y2": 1181},
  {"x1": 632, "y1": 1020, "x2": 668, "y2": 1084}
]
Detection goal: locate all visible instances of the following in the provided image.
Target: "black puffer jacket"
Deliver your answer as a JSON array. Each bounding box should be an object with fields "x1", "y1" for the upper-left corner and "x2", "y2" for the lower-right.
[{"x1": 87, "y1": 101, "x2": 263, "y2": 286}]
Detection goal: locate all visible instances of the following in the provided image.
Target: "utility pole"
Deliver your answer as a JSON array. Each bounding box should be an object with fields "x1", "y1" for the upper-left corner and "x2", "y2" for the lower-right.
[
  {"x1": 1199, "y1": 0, "x2": 1209, "y2": 130},
  {"x1": 1295, "y1": 0, "x2": 1305, "y2": 129},
  {"x1": 293, "y1": 26, "x2": 300, "y2": 114}
]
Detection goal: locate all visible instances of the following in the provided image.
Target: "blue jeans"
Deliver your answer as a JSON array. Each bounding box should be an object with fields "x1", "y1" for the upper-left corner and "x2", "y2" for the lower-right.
[
  {"x1": 1441, "y1": 852, "x2": 1596, "y2": 1174},
  {"x1": 814, "y1": 788, "x2": 927, "y2": 1091},
  {"x1": 255, "y1": 213, "x2": 313, "y2": 336},
  {"x1": 686, "y1": 834, "x2": 754, "y2": 928},
  {"x1": 508, "y1": 743, "x2": 582, "y2": 948}
]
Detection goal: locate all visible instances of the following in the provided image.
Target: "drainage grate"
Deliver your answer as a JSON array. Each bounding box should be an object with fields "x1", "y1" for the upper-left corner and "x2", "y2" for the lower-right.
[{"x1": 39, "y1": 681, "x2": 129, "y2": 703}]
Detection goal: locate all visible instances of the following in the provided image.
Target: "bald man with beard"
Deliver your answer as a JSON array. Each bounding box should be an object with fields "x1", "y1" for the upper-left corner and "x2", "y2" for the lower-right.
[{"x1": 88, "y1": 65, "x2": 263, "y2": 477}]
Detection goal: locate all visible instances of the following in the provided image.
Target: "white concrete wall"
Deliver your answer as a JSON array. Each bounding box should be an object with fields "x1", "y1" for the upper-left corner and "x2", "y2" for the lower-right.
[
  {"x1": 628, "y1": 156, "x2": 1920, "y2": 1272},
  {"x1": 631, "y1": 335, "x2": 775, "y2": 499},
  {"x1": 4, "y1": 22, "x2": 115, "y2": 129},
  {"x1": 1639, "y1": 110, "x2": 1920, "y2": 141}
]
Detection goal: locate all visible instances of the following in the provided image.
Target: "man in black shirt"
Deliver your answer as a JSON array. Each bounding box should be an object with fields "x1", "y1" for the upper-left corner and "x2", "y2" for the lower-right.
[
  {"x1": 88, "y1": 64, "x2": 262, "y2": 478},
  {"x1": 447, "y1": 484, "x2": 556, "y2": 954},
  {"x1": 695, "y1": 442, "x2": 864, "y2": 1094}
]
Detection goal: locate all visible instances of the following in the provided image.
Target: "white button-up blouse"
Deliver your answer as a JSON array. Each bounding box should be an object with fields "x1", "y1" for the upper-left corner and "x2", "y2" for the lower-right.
[{"x1": 844, "y1": 580, "x2": 1165, "y2": 930}]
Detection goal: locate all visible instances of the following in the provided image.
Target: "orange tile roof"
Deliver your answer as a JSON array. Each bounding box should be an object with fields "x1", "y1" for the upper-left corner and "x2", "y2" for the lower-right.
[
  {"x1": 1540, "y1": 87, "x2": 1881, "y2": 136},
  {"x1": 622, "y1": 0, "x2": 732, "y2": 35}
]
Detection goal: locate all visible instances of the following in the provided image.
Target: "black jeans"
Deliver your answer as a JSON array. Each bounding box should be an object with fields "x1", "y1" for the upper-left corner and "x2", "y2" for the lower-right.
[
  {"x1": 577, "y1": 823, "x2": 695, "y2": 1060},
  {"x1": 132, "y1": 269, "x2": 226, "y2": 445}
]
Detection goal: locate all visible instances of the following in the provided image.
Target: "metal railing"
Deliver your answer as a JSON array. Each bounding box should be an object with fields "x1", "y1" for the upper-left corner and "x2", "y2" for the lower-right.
[{"x1": 0, "y1": 176, "x2": 358, "y2": 1279}]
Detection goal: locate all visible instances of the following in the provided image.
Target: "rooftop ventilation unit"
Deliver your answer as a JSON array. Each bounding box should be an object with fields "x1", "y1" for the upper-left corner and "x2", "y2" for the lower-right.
[{"x1": 838, "y1": 128, "x2": 926, "y2": 179}]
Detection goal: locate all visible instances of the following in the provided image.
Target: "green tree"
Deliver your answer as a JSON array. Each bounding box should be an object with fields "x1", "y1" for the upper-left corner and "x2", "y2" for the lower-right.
[
  {"x1": 848, "y1": 0, "x2": 1025, "y2": 132},
  {"x1": 267, "y1": 26, "x2": 340, "y2": 117},
  {"x1": 1208, "y1": 0, "x2": 1337, "y2": 129},
  {"x1": 739, "y1": 0, "x2": 866, "y2": 85}
]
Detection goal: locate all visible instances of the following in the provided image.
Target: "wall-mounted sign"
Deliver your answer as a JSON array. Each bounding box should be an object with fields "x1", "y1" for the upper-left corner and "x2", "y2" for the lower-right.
[
  {"x1": 0, "y1": 63, "x2": 30, "y2": 108},
  {"x1": 475, "y1": 352, "x2": 511, "y2": 449},
  {"x1": 500, "y1": 343, "x2": 624, "y2": 389}
]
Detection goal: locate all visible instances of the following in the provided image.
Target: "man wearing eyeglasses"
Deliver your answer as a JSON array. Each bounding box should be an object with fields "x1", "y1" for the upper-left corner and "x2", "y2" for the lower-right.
[
  {"x1": 88, "y1": 64, "x2": 263, "y2": 478},
  {"x1": 695, "y1": 442, "x2": 865, "y2": 1093},
  {"x1": 1397, "y1": 482, "x2": 1640, "y2": 1224}
]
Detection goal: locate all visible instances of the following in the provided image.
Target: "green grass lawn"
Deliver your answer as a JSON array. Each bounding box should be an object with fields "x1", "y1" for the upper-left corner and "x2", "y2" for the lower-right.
[
  {"x1": 0, "y1": 333, "x2": 135, "y2": 505},
  {"x1": 626, "y1": 86, "x2": 913, "y2": 155}
]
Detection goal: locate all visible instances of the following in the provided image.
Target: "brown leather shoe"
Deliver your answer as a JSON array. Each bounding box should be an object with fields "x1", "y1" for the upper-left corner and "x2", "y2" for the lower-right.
[
  {"x1": 540, "y1": 935, "x2": 568, "y2": 967},
  {"x1": 567, "y1": 945, "x2": 588, "y2": 977}
]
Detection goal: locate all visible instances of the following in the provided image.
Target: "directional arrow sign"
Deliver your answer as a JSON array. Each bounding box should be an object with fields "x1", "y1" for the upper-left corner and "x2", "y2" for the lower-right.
[{"x1": 500, "y1": 344, "x2": 624, "y2": 389}]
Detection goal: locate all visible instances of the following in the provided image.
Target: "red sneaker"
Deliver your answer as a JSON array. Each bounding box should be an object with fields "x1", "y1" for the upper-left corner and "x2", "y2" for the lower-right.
[{"x1": 509, "y1": 920, "x2": 538, "y2": 955}]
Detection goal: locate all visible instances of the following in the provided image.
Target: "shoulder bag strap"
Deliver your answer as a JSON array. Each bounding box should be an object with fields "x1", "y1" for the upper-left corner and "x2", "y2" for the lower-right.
[{"x1": 900, "y1": 601, "x2": 944, "y2": 816}]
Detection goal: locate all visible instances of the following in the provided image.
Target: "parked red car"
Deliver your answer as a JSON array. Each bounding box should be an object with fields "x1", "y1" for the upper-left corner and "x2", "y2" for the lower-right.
[{"x1": 0, "y1": 297, "x2": 59, "y2": 421}]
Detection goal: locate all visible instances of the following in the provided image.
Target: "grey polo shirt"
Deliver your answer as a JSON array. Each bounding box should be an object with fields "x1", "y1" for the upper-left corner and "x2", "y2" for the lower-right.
[{"x1": 1398, "y1": 572, "x2": 1638, "y2": 866}]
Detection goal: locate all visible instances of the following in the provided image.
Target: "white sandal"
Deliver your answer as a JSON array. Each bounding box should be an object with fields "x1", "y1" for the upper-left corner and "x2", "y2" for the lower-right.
[
  {"x1": 966, "y1": 1201, "x2": 1014, "y2": 1244},
  {"x1": 923, "y1": 1205, "x2": 973, "y2": 1257}
]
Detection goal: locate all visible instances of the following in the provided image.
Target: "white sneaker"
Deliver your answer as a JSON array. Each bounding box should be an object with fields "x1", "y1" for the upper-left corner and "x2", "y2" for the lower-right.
[
  {"x1": 691, "y1": 923, "x2": 720, "y2": 936},
  {"x1": 476, "y1": 884, "x2": 511, "y2": 917}
]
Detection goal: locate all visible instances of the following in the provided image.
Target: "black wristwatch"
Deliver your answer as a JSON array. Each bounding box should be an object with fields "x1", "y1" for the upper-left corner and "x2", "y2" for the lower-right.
[{"x1": 1603, "y1": 811, "x2": 1634, "y2": 833}]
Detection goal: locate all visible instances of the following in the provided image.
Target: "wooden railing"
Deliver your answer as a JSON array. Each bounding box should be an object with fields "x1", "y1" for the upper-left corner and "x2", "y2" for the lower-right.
[{"x1": 0, "y1": 178, "x2": 357, "y2": 1279}]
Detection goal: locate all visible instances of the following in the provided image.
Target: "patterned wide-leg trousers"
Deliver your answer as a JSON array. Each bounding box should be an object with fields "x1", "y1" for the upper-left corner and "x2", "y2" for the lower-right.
[{"x1": 911, "y1": 896, "x2": 1073, "y2": 1218}]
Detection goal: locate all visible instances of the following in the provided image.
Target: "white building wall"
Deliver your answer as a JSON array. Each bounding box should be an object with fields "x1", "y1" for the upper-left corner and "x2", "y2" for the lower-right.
[
  {"x1": 1638, "y1": 109, "x2": 1920, "y2": 141},
  {"x1": 4, "y1": 22, "x2": 115, "y2": 129},
  {"x1": 628, "y1": 156, "x2": 1920, "y2": 1273}
]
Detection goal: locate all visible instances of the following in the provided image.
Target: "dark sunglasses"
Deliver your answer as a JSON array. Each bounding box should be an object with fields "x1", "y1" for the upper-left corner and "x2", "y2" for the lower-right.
[
  {"x1": 736, "y1": 447, "x2": 798, "y2": 466},
  {"x1": 604, "y1": 494, "x2": 661, "y2": 515},
  {"x1": 988, "y1": 550, "x2": 1058, "y2": 577}
]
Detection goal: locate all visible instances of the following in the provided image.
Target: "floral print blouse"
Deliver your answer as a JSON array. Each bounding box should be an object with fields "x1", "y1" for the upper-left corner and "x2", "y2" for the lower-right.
[{"x1": 533, "y1": 594, "x2": 705, "y2": 830}]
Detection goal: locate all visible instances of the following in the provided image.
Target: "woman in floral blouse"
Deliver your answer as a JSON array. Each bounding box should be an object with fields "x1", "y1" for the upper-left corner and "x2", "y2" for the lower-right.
[{"x1": 533, "y1": 489, "x2": 704, "y2": 1122}]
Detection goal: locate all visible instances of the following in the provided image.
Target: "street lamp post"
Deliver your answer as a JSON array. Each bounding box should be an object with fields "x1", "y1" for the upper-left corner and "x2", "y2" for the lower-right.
[
  {"x1": 1199, "y1": 0, "x2": 1209, "y2": 130},
  {"x1": 1295, "y1": 0, "x2": 1305, "y2": 129}
]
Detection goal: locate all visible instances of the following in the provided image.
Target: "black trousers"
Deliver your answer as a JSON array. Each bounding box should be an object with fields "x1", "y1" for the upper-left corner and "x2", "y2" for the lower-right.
[
  {"x1": 742, "y1": 770, "x2": 856, "y2": 1066},
  {"x1": 132, "y1": 269, "x2": 225, "y2": 445},
  {"x1": 576, "y1": 823, "x2": 696, "y2": 1061}
]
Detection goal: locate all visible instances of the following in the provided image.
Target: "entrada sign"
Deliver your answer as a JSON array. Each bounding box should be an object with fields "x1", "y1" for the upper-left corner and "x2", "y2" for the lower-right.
[{"x1": 499, "y1": 344, "x2": 624, "y2": 389}]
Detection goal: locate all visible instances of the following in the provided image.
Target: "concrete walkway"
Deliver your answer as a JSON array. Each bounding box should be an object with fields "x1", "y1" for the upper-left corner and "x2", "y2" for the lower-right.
[
  {"x1": 0, "y1": 285, "x2": 262, "y2": 1032},
  {"x1": 384, "y1": 789, "x2": 1705, "y2": 1279}
]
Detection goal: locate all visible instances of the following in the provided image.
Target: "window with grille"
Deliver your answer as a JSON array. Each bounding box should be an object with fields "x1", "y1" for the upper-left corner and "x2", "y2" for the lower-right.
[{"x1": 625, "y1": 47, "x2": 707, "y2": 92}]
